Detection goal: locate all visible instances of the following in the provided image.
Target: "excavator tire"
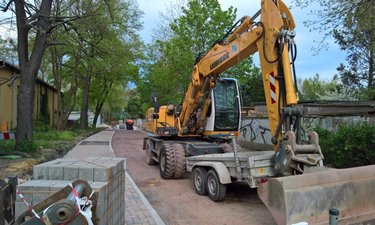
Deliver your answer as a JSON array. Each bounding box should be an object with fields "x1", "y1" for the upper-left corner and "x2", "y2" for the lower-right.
[
  {"x1": 159, "y1": 144, "x2": 175, "y2": 179},
  {"x1": 145, "y1": 139, "x2": 156, "y2": 165},
  {"x1": 172, "y1": 143, "x2": 186, "y2": 179}
]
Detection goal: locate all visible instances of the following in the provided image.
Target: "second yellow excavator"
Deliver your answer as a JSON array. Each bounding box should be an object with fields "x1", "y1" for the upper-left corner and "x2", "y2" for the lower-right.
[{"x1": 143, "y1": 0, "x2": 375, "y2": 224}]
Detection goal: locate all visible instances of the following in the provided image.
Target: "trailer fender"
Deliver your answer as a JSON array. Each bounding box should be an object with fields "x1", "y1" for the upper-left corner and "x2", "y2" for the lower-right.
[{"x1": 190, "y1": 162, "x2": 232, "y2": 184}]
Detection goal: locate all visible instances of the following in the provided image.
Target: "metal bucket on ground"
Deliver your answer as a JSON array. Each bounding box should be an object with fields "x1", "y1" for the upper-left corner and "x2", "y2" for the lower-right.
[{"x1": 258, "y1": 165, "x2": 375, "y2": 225}]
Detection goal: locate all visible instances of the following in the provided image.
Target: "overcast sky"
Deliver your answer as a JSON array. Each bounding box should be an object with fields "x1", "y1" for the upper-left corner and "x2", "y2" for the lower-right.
[
  {"x1": 0, "y1": 0, "x2": 346, "y2": 81},
  {"x1": 137, "y1": 0, "x2": 347, "y2": 81}
]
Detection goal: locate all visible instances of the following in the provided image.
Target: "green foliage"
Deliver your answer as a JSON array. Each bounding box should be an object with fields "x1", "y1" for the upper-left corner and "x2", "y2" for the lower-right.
[
  {"x1": 0, "y1": 36, "x2": 17, "y2": 62},
  {"x1": 16, "y1": 140, "x2": 38, "y2": 153},
  {"x1": 124, "y1": 90, "x2": 144, "y2": 119},
  {"x1": 33, "y1": 131, "x2": 76, "y2": 141},
  {"x1": 0, "y1": 140, "x2": 16, "y2": 152},
  {"x1": 299, "y1": 74, "x2": 359, "y2": 100},
  {"x1": 224, "y1": 58, "x2": 264, "y2": 106},
  {"x1": 316, "y1": 123, "x2": 375, "y2": 168},
  {"x1": 294, "y1": 0, "x2": 374, "y2": 98},
  {"x1": 139, "y1": 0, "x2": 260, "y2": 108}
]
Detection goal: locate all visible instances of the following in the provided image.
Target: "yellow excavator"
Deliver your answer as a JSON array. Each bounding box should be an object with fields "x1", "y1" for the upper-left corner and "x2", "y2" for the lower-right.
[{"x1": 143, "y1": 0, "x2": 375, "y2": 224}]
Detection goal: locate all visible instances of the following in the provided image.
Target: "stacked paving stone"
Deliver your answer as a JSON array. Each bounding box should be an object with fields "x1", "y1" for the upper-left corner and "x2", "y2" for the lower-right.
[{"x1": 16, "y1": 157, "x2": 125, "y2": 225}]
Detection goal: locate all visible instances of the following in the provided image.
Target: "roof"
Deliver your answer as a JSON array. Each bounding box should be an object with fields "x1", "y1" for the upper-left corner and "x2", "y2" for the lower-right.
[{"x1": 0, "y1": 60, "x2": 57, "y2": 91}]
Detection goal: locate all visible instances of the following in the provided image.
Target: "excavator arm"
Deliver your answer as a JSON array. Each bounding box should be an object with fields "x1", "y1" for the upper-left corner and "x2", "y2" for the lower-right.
[
  {"x1": 179, "y1": 0, "x2": 300, "y2": 149},
  {"x1": 177, "y1": 1, "x2": 375, "y2": 224}
]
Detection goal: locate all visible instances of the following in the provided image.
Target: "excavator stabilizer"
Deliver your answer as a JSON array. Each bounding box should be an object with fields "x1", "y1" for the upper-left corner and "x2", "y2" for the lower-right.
[{"x1": 258, "y1": 165, "x2": 375, "y2": 225}]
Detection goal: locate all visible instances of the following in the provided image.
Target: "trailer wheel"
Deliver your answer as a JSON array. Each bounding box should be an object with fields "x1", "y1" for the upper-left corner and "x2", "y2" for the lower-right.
[
  {"x1": 193, "y1": 167, "x2": 207, "y2": 195},
  {"x1": 206, "y1": 169, "x2": 226, "y2": 201},
  {"x1": 159, "y1": 144, "x2": 175, "y2": 179},
  {"x1": 172, "y1": 143, "x2": 186, "y2": 179},
  {"x1": 145, "y1": 139, "x2": 156, "y2": 165}
]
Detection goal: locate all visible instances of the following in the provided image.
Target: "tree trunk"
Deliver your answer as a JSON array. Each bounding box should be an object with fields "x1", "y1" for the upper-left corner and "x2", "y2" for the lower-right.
[
  {"x1": 80, "y1": 74, "x2": 91, "y2": 129},
  {"x1": 92, "y1": 82, "x2": 113, "y2": 128},
  {"x1": 368, "y1": 49, "x2": 374, "y2": 89},
  {"x1": 14, "y1": 0, "x2": 52, "y2": 149},
  {"x1": 16, "y1": 70, "x2": 35, "y2": 144},
  {"x1": 92, "y1": 101, "x2": 103, "y2": 128}
]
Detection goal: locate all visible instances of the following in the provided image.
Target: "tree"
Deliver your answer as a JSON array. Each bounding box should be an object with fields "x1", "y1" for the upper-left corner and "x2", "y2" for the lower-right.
[
  {"x1": 1, "y1": 0, "x2": 59, "y2": 148},
  {"x1": 124, "y1": 89, "x2": 143, "y2": 119},
  {"x1": 40, "y1": 0, "x2": 143, "y2": 129},
  {"x1": 140, "y1": 0, "x2": 260, "y2": 111},
  {"x1": 224, "y1": 58, "x2": 264, "y2": 106},
  {"x1": 74, "y1": 0, "x2": 142, "y2": 129},
  {"x1": 0, "y1": 36, "x2": 17, "y2": 62},
  {"x1": 299, "y1": 74, "x2": 359, "y2": 101},
  {"x1": 334, "y1": 4, "x2": 374, "y2": 99},
  {"x1": 294, "y1": 0, "x2": 374, "y2": 99}
]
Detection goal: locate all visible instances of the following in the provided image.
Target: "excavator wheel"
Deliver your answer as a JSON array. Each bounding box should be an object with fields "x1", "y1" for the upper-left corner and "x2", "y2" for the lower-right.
[
  {"x1": 172, "y1": 143, "x2": 186, "y2": 179},
  {"x1": 193, "y1": 167, "x2": 208, "y2": 195},
  {"x1": 145, "y1": 139, "x2": 156, "y2": 165},
  {"x1": 159, "y1": 143, "x2": 175, "y2": 179},
  {"x1": 206, "y1": 169, "x2": 227, "y2": 201}
]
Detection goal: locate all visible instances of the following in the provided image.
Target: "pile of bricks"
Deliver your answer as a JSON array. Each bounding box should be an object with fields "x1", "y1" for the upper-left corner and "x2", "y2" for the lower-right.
[{"x1": 16, "y1": 157, "x2": 126, "y2": 225}]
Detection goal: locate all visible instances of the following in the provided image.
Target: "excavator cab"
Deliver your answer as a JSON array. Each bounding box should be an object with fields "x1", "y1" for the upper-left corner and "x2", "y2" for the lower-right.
[{"x1": 203, "y1": 78, "x2": 241, "y2": 136}]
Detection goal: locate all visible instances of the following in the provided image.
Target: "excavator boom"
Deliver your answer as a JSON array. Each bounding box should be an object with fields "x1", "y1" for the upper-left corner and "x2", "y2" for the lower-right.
[{"x1": 144, "y1": 0, "x2": 375, "y2": 223}]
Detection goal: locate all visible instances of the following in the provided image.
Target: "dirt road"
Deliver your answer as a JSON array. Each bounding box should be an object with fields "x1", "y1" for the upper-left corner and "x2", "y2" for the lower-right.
[{"x1": 112, "y1": 130, "x2": 276, "y2": 225}]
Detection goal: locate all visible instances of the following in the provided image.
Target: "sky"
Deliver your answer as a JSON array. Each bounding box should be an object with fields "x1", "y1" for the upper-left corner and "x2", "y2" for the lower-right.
[{"x1": 137, "y1": 0, "x2": 347, "y2": 81}]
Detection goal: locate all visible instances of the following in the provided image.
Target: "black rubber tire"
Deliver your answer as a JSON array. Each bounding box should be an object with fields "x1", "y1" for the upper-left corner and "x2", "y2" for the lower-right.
[
  {"x1": 172, "y1": 143, "x2": 186, "y2": 179},
  {"x1": 159, "y1": 144, "x2": 175, "y2": 179},
  {"x1": 193, "y1": 167, "x2": 208, "y2": 195},
  {"x1": 206, "y1": 169, "x2": 227, "y2": 201},
  {"x1": 145, "y1": 139, "x2": 156, "y2": 165}
]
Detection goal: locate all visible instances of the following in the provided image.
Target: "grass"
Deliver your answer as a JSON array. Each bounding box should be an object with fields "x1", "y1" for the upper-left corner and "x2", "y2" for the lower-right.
[{"x1": 0, "y1": 121, "x2": 102, "y2": 153}]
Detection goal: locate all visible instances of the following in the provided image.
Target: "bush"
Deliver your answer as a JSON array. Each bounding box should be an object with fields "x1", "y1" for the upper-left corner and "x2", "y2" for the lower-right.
[
  {"x1": 0, "y1": 140, "x2": 16, "y2": 152},
  {"x1": 316, "y1": 123, "x2": 375, "y2": 168},
  {"x1": 16, "y1": 140, "x2": 38, "y2": 153}
]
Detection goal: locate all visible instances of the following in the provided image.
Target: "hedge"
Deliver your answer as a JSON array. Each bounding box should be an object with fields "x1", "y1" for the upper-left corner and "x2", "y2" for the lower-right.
[{"x1": 315, "y1": 122, "x2": 375, "y2": 168}]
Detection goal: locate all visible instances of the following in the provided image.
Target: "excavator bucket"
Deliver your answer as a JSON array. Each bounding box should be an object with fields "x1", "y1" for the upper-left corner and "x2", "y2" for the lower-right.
[{"x1": 258, "y1": 165, "x2": 375, "y2": 225}]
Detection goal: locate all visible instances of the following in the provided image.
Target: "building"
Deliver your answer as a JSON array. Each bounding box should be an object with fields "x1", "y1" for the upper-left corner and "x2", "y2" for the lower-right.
[{"x1": 0, "y1": 61, "x2": 59, "y2": 130}]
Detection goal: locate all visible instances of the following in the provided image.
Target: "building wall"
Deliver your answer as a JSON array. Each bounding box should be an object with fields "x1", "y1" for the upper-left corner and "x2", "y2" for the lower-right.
[
  {"x1": 0, "y1": 69, "x2": 18, "y2": 130},
  {"x1": 238, "y1": 114, "x2": 375, "y2": 149},
  {"x1": 0, "y1": 66, "x2": 59, "y2": 130}
]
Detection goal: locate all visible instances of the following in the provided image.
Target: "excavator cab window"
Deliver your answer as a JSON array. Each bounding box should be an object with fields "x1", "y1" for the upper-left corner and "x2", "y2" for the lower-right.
[{"x1": 213, "y1": 79, "x2": 240, "y2": 131}]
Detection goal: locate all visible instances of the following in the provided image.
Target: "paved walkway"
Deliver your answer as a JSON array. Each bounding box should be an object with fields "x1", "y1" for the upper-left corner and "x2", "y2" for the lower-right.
[{"x1": 64, "y1": 129, "x2": 165, "y2": 225}]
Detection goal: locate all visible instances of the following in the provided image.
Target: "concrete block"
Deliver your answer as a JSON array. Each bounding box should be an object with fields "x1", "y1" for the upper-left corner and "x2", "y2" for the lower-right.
[
  {"x1": 17, "y1": 180, "x2": 41, "y2": 202},
  {"x1": 91, "y1": 182, "x2": 108, "y2": 210},
  {"x1": 95, "y1": 202, "x2": 107, "y2": 220},
  {"x1": 93, "y1": 158, "x2": 111, "y2": 164},
  {"x1": 94, "y1": 167, "x2": 111, "y2": 182},
  {"x1": 50, "y1": 181, "x2": 72, "y2": 195},
  {"x1": 33, "y1": 180, "x2": 53, "y2": 202},
  {"x1": 112, "y1": 210, "x2": 119, "y2": 225},
  {"x1": 97, "y1": 213, "x2": 108, "y2": 225},
  {"x1": 48, "y1": 165, "x2": 64, "y2": 180},
  {"x1": 15, "y1": 201, "x2": 29, "y2": 218},
  {"x1": 79, "y1": 166, "x2": 94, "y2": 181},
  {"x1": 63, "y1": 165, "x2": 79, "y2": 181},
  {"x1": 33, "y1": 164, "x2": 49, "y2": 180}
]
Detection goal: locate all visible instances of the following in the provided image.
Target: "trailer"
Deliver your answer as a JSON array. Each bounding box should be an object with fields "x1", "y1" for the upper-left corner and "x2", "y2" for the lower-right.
[{"x1": 186, "y1": 141, "x2": 275, "y2": 201}]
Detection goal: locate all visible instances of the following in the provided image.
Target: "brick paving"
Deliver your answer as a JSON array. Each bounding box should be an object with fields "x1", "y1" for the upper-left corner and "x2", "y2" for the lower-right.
[{"x1": 64, "y1": 129, "x2": 164, "y2": 225}]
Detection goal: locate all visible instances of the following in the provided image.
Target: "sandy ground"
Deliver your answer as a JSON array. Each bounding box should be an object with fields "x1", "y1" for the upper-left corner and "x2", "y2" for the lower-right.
[{"x1": 112, "y1": 130, "x2": 276, "y2": 225}]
